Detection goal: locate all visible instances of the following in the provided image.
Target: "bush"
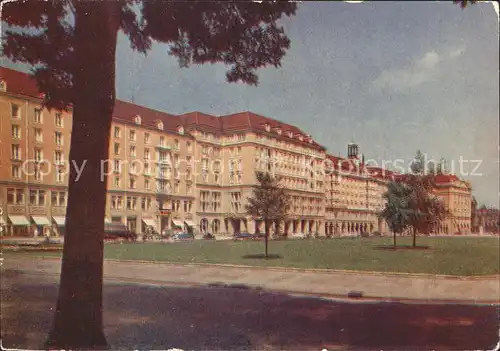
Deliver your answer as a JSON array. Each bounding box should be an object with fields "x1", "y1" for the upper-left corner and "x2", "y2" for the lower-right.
[{"x1": 372, "y1": 231, "x2": 382, "y2": 237}]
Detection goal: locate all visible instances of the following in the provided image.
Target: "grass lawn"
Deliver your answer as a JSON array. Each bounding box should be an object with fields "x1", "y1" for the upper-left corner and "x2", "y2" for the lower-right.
[{"x1": 11, "y1": 236, "x2": 499, "y2": 276}]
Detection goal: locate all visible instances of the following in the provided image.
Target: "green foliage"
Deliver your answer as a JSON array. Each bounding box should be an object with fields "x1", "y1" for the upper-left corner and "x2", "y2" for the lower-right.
[
  {"x1": 381, "y1": 173, "x2": 448, "y2": 246},
  {"x1": 245, "y1": 172, "x2": 291, "y2": 222},
  {"x1": 380, "y1": 182, "x2": 412, "y2": 235}
]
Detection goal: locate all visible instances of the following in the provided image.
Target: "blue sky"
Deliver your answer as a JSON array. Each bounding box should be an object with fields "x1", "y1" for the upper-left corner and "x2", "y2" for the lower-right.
[{"x1": 4, "y1": 2, "x2": 499, "y2": 206}]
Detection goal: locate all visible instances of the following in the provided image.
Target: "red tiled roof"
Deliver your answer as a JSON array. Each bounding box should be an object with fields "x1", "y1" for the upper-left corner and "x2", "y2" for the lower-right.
[
  {"x1": 0, "y1": 67, "x2": 41, "y2": 99},
  {"x1": 220, "y1": 111, "x2": 325, "y2": 150},
  {"x1": 113, "y1": 100, "x2": 183, "y2": 132},
  {"x1": 433, "y1": 174, "x2": 459, "y2": 183},
  {"x1": 179, "y1": 111, "x2": 222, "y2": 131}
]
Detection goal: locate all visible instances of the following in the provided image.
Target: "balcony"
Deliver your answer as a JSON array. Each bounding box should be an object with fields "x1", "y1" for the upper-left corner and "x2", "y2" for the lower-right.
[
  {"x1": 156, "y1": 144, "x2": 172, "y2": 150},
  {"x1": 157, "y1": 159, "x2": 171, "y2": 166}
]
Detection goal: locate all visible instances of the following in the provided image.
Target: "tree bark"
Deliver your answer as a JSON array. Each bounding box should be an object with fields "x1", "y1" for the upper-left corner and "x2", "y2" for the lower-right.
[
  {"x1": 412, "y1": 227, "x2": 417, "y2": 247},
  {"x1": 393, "y1": 231, "x2": 396, "y2": 248},
  {"x1": 45, "y1": 2, "x2": 120, "y2": 349}
]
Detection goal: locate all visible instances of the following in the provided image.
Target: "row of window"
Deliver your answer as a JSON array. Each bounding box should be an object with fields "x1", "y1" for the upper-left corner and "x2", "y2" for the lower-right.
[
  {"x1": 113, "y1": 127, "x2": 189, "y2": 149},
  {"x1": 110, "y1": 195, "x2": 194, "y2": 213},
  {"x1": 6, "y1": 188, "x2": 66, "y2": 206},
  {"x1": 11, "y1": 104, "x2": 64, "y2": 127},
  {"x1": 11, "y1": 164, "x2": 65, "y2": 183}
]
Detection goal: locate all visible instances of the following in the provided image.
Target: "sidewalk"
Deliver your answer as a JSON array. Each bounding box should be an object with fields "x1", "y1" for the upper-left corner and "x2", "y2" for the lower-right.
[{"x1": 3, "y1": 256, "x2": 499, "y2": 303}]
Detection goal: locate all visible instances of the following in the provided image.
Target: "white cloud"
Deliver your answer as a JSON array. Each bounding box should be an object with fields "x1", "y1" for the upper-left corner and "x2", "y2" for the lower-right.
[{"x1": 371, "y1": 46, "x2": 466, "y2": 93}]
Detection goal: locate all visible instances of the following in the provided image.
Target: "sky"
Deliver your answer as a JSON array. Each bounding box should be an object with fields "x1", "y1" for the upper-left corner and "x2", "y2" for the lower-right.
[{"x1": 3, "y1": 2, "x2": 499, "y2": 207}]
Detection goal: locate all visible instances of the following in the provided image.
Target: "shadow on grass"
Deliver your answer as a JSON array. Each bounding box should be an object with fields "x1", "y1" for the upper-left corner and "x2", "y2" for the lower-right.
[
  {"x1": 2, "y1": 270, "x2": 498, "y2": 351},
  {"x1": 374, "y1": 245, "x2": 431, "y2": 251},
  {"x1": 242, "y1": 253, "x2": 283, "y2": 259}
]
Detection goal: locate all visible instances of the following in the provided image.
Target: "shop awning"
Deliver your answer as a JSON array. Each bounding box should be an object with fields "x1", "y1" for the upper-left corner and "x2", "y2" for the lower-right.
[
  {"x1": 142, "y1": 218, "x2": 157, "y2": 227},
  {"x1": 31, "y1": 216, "x2": 51, "y2": 226},
  {"x1": 172, "y1": 219, "x2": 183, "y2": 227},
  {"x1": 184, "y1": 220, "x2": 195, "y2": 227},
  {"x1": 8, "y1": 215, "x2": 30, "y2": 226},
  {"x1": 52, "y1": 216, "x2": 66, "y2": 226}
]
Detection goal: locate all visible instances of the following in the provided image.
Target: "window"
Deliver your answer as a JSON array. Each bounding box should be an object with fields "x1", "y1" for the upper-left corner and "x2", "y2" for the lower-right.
[
  {"x1": 126, "y1": 196, "x2": 137, "y2": 210},
  {"x1": 173, "y1": 181, "x2": 179, "y2": 193},
  {"x1": 11, "y1": 165, "x2": 20, "y2": 178},
  {"x1": 186, "y1": 183, "x2": 192, "y2": 194},
  {"x1": 145, "y1": 178, "x2": 151, "y2": 190},
  {"x1": 58, "y1": 192, "x2": 65, "y2": 206},
  {"x1": 129, "y1": 146, "x2": 136, "y2": 157},
  {"x1": 174, "y1": 139, "x2": 180, "y2": 150},
  {"x1": 34, "y1": 148, "x2": 43, "y2": 162},
  {"x1": 7, "y1": 188, "x2": 15, "y2": 204},
  {"x1": 36, "y1": 190, "x2": 44, "y2": 205},
  {"x1": 34, "y1": 167, "x2": 42, "y2": 181},
  {"x1": 16, "y1": 189, "x2": 24, "y2": 204},
  {"x1": 11, "y1": 144, "x2": 21, "y2": 160},
  {"x1": 160, "y1": 136, "x2": 165, "y2": 146},
  {"x1": 11, "y1": 104, "x2": 20, "y2": 119},
  {"x1": 30, "y1": 190, "x2": 37, "y2": 204},
  {"x1": 114, "y1": 143, "x2": 120, "y2": 155},
  {"x1": 144, "y1": 163, "x2": 151, "y2": 175},
  {"x1": 113, "y1": 159, "x2": 121, "y2": 173},
  {"x1": 12, "y1": 125, "x2": 20, "y2": 139},
  {"x1": 51, "y1": 191, "x2": 58, "y2": 205},
  {"x1": 34, "y1": 108, "x2": 43, "y2": 123},
  {"x1": 187, "y1": 141, "x2": 192, "y2": 152},
  {"x1": 157, "y1": 121, "x2": 163, "y2": 130},
  {"x1": 55, "y1": 112, "x2": 63, "y2": 127},
  {"x1": 144, "y1": 148, "x2": 150, "y2": 160},
  {"x1": 56, "y1": 167, "x2": 64, "y2": 183},
  {"x1": 34, "y1": 128, "x2": 43, "y2": 143},
  {"x1": 144, "y1": 132, "x2": 150, "y2": 144},
  {"x1": 129, "y1": 177, "x2": 136, "y2": 189},
  {"x1": 134, "y1": 115, "x2": 141, "y2": 125},
  {"x1": 54, "y1": 151, "x2": 63, "y2": 165},
  {"x1": 55, "y1": 132, "x2": 63, "y2": 145},
  {"x1": 114, "y1": 176, "x2": 120, "y2": 187},
  {"x1": 129, "y1": 129, "x2": 136, "y2": 141}
]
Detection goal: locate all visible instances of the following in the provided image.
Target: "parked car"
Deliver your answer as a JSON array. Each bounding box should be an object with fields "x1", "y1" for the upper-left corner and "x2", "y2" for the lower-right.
[
  {"x1": 233, "y1": 232, "x2": 254, "y2": 240},
  {"x1": 104, "y1": 223, "x2": 137, "y2": 241},
  {"x1": 172, "y1": 232, "x2": 195, "y2": 241},
  {"x1": 291, "y1": 232, "x2": 307, "y2": 239}
]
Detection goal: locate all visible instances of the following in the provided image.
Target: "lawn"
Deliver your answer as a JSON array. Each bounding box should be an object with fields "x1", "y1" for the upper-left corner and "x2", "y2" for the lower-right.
[{"x1": 11, "y1": 236, "x2": 499, "y2": 276}]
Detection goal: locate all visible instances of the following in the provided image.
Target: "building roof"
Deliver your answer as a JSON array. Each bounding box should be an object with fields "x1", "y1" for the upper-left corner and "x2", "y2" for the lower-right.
[
  {"x1": 112, "y1": 100, "x2": 183, "y2": 132},
  {"x1": 179, "y1": 111, "x2": 222, "y2": 132},
  {"x1": 0, "y1": 66, "x2": 42, "y2": 99}
]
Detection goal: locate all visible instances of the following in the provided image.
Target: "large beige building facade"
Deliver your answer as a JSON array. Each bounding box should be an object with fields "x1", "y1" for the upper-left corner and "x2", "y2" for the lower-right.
[{"x1": 0, "y1": 67, "x2": 473, "y2": 237}]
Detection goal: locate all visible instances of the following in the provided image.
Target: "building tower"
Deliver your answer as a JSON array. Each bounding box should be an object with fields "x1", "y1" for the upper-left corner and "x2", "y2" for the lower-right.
[{"x1": 347, "y1": 142, "x2": 359, "y2": 159}]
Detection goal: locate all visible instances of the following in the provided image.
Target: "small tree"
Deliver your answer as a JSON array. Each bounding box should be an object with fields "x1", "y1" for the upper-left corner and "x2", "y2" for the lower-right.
[
  {"x1": 380, "y1": 182, "x2": 412, "y2": 247},
  {"x1": 401, "y1": 173, "x2": 448, "y2": 247},
  {"x1": 245, "y1": 172, "x2": 290, "y2": 257}
]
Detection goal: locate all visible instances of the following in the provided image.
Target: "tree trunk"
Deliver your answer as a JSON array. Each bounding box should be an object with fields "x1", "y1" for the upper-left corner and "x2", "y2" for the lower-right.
[
  {"x1": 45, "y1": 2, "x2": 120, "y2": 349},
  {"x1": 412, "y1": 227, "x2": 417, "y2": 247},
  {"x1": 393, "y1": 231, "x2": 396, "y2": 248},
  {"x1": 264, "y1": 218, "x2": 269, "y2": 257}
]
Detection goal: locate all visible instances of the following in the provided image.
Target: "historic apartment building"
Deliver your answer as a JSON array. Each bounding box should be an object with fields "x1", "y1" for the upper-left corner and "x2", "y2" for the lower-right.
[{"x1": 0, "y1": 67, "x2": 473, "y2": 237}]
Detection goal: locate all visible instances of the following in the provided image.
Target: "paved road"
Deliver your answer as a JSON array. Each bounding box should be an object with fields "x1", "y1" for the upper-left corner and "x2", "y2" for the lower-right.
[
  {"x1": 1, "y1": 264, "x2": 499, "y2": 350},
  {"x1": 3, "y1": 256, "x2": 499, "y2": 303}
]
